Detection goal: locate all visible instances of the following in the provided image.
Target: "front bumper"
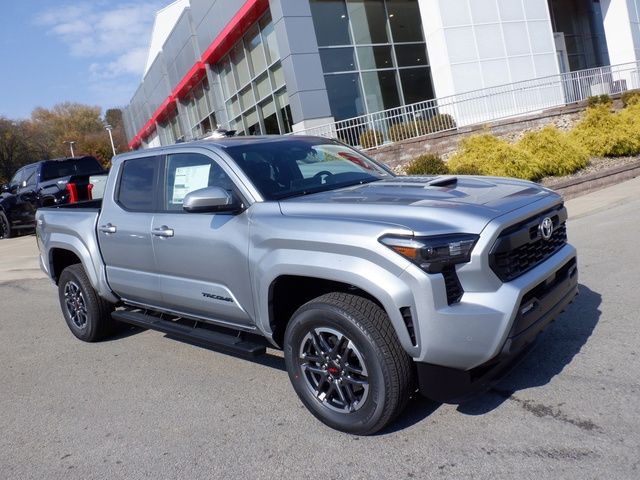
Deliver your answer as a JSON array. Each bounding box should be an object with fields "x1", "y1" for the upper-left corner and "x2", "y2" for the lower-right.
[{"x1": 416, "y1": 257, "x2": 578, "y2": 403}]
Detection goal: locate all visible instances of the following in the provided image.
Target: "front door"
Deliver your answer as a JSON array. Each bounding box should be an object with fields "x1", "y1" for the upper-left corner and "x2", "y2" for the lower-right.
[
  {"x1": 98, "y1": 155, "x2": 163, "y2": 306},
  {"x1": 151, "y1": 151, "x2": 255, "y2": 328}
]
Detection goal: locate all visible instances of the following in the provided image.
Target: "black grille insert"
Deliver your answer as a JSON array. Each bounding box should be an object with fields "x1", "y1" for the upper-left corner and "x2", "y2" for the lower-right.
[
  {"x1": 442, "y1": 267, "x2": 464, "y2": 304},
  {"x1": 490, "y1": 206, "x2": 568, "y2": 282}
]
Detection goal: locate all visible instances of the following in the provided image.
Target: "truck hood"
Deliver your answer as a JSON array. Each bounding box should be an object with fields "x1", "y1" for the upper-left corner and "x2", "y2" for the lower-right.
[{"x1": 278, "y1": 176, "x2": 559, "y2": 235}]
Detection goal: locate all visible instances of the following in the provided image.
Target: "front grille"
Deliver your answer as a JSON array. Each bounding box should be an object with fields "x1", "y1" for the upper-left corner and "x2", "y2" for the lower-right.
[{"x1": 490, "y1": 206, "x2": 568, "y2": 282}]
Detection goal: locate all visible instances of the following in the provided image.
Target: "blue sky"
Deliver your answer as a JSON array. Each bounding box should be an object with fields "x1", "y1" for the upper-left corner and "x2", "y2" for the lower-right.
[{"x1": 0, "y1": 0, "x2": 166, "y2": 120}]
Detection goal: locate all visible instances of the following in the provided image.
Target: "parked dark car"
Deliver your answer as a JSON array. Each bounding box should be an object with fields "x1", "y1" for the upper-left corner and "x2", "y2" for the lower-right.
[{"x1": 0, "y1": 156, "x2": 105, "y2": 239}]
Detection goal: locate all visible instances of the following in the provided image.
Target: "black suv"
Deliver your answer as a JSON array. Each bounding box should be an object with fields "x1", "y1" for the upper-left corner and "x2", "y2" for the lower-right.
[{"x1": 0, "y1": 156, "x2": 105, "y2": 239}]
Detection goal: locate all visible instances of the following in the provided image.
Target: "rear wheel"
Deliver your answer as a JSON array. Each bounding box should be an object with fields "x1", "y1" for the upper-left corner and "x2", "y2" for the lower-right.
[
  {"x1": 58, "y1": 264, "x2": 116, "y2": 342},
  {"x1": 0, "y1": 211, "x2": 12, "y2": 239},
  {"x1": 284, "y1": 292, "x2": 415, "y2": 435}
]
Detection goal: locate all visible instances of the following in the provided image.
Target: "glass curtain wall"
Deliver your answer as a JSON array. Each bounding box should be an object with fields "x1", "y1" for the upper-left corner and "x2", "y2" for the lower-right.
[
  {"x1": 158, "y1": 111, "x2": 184, "y2": 145},
  {"x1": 310, "y1": 0, "x2": 434, "y2": 121},
  {"x1": 182, "y1": 77, "x2": 217, "y2": 139},
  {"x1": 215, "y1": 13, "x2": 293, "y2": 135}
]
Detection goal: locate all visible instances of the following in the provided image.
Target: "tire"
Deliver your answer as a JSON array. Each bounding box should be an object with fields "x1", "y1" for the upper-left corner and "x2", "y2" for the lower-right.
[
  {"x1": 58, "y1": 264, "x2": 116, "y2": 342},
  {"x1": 0, "y1": 211, "x2": 12, "y2": 239},
  {"x1": 284, "y1": 292, "x2": 415, "y2": 435}
]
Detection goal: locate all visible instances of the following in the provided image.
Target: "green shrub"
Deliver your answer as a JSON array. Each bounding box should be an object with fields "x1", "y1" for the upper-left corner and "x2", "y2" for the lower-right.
[
  {"x1": 621, "y1": 89, "x2": 640, "y2": 108},
  {"x1": 359, "y1": 129, "x2": 384, "y2": 149},
  {"x1": 586, "y1": 94, "x2": 612, "y2": 109},
  {"x1": 388, "y1": 114, "x2": 457, "y2": 143},
  {"x1": 405, "y1": 154, "x2": 449, "y2": 175},
  {"x1": 447, "y1": 134, "x2": 542, "y2": 180},
  {"x1": 518, "y1": 126, "x2": 589, "y2": 177},
  {"x1": 570, "y1": 105, "x2": 640, "y2": 157},
  {"x1": 426, "y1": 113, "x2": 456, "y2": 133},
  {"x1": 389, "y1": 122, "x2": 414, "y2": 142}
]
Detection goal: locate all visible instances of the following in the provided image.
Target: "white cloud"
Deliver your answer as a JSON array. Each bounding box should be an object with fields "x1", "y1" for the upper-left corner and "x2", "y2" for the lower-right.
[{"x1": 36, "y1": 1, "x2": 165, "y2": 106}]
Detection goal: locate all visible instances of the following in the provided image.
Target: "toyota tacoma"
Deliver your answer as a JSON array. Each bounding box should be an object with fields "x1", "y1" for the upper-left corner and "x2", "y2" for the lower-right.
[{"x1": 36, "y1": 136, "x2": 578, "y2": 434}]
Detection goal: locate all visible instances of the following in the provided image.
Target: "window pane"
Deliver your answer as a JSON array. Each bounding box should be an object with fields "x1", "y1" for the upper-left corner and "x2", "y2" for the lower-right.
[
  {"x1": 219, "y1": 56, "x2": 235, "y2": 99},
  {"x1": 255, "y1": 73, "x2": 271, "y2": 101},
  {"x1": 239, "y1": 86, "x2": 255, "y2": 111},
  {"x1": 361, "y1": 70, "x2": 400, "y2": 112},
  {"x1": 260, "y1": 16, "x2": 280, "y2": 64},
  {"x1": 227, "y1": 96, "x2": 240, "y2": 117},
  {"x1": 276, "y1": 90, "x2": 293, "y2": 133},
  {"x1": 357, "y1": 45, "x2": 394, "y2": 70},
  {"x1": 395, "y1": 43, "x2": 428, "y2": 66},
  {"x1": 165, "y1": 153, "x2": 235, "y2": 210},
  {"x1": 245, "y1": 108, "x2": 261, "y2": 135},
  {"x1": 399, "y1": 67, "x2": 434, "y2": 104},
  {"x1": 118, "y1": 157, "x2": 157, "y2": 211},
  {"x1": 387, "y1": 0, "x2": 424, "y2": 42},
  {"x1": 310, "y1": 0, "x2": 352, "y2": 46},
  {"x1": 270, "y1": 63, "x2": 285, "y2": 89},
  {"x1": 319, "y1": 47, "x2": 357, "y2": 73},
  {"x1": 245, "y1": 25, "x2": 267, "y2": 76},
  {"x1": 324, "y1": 73, "x2": 365, "y2": 120},
  {"x1": 346, "y1": 0, "x2": 389, "y2": 44},
  {"x1": 232, "y1": 43, "x2": 250, "y2": 87},
  {"x1": 261, "y1": 99, "x2": 279, "y2": 134}
]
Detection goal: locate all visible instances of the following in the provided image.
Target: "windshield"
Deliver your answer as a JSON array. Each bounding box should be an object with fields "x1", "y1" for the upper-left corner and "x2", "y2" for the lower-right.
[
  {"x1": 224, "y1": 138, "x2": 393, "y2": 200},
  {"x1": 40, "y1": 157, "x2": 104, "y2": 181}
]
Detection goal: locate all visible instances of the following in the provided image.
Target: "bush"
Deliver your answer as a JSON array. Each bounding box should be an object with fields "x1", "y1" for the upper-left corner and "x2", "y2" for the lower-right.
[
  {"x1": 388, "y1": 114, "x2": 457, "y2": 143},
  {"x1": 389, "y1": 122, "x2": 414, "y2": 142},
  {"x1": 621, "y1": 89, "x2": 640, "y2": 108},
  {"x1": 447, "y1": 134, "x2": 542, "y2": 180},
  {"x1": 359, "y1": 129, "x2": 384, "y2": 149},
  {"x1": 570, "y1": 105, "x2": 640, "y2": 157},
  {"x1": 586, "y1": 94, "x2": 612, "y2": 109},
  {"x1": 426, "y1": 113, "x2": 456, "y2": 133},
  {"x1": 518, "y1": 126, "x2": 589, "y2": 177},
  {"x1": 405, "y1": 154, "x2": 449, "y2": 175}
]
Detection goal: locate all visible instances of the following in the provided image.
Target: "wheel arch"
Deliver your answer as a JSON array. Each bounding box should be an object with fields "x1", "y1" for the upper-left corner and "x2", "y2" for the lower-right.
[{"x1": 265, "y1": 272, "x2": 418, "y2": 357}]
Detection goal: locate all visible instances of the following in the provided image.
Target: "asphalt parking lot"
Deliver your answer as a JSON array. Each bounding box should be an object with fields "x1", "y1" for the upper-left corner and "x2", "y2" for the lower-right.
[{"x1": 1, "y1": 178, "x2": 639, "y2": 480}]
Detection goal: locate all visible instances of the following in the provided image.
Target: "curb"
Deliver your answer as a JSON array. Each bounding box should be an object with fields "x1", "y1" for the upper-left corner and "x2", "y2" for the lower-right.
[{"x1": 545, "y1": 160, "x2": 640, "y2": 199}]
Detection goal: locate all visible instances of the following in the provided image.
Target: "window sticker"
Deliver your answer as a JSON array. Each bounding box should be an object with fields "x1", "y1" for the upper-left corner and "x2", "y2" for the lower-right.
[{"x1": 172, "y1": 164, "x2": 211, "y2": 204}]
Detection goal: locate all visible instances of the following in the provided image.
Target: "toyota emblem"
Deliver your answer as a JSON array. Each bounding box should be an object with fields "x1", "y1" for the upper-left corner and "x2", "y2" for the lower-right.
[{"x1": 540, "y1": 217, "x2": 554, "y2": 240}]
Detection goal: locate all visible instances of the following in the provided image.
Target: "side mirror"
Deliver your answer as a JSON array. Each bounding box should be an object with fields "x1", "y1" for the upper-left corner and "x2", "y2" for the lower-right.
[
  {"x1": 0, "y1": 184, "x2": 9, "y2": 194},
  {"x1": 183, "y1": 187, "x2": 241, "y2": 213}
]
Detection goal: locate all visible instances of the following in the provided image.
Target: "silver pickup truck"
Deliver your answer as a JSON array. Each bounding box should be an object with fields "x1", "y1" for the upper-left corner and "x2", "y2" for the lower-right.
[{"x1": 36, "y1": 136, "x2": 578, "y2": 434}]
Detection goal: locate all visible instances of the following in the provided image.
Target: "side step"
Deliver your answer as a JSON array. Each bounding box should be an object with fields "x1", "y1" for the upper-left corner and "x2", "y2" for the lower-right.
[{"x1": 112, "y1": 310, "x2": 266, "y2": 357}]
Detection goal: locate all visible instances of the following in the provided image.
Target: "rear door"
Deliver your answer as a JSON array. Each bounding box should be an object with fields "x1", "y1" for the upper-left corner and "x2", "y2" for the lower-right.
[
  {"x1": 98, "y1": 155, "x2": 163, "y2": 305},
  {"x1": 150, "y1": 151, "x2": 255, "y2": 327}
]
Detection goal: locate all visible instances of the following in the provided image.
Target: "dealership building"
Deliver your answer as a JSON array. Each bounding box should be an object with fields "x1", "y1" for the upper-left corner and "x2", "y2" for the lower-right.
[{"x1": 123, "y1": 0, "x2": 640, "y2": 150}]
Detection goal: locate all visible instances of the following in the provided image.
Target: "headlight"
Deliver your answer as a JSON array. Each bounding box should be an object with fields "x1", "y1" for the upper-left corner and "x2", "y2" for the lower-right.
[{"x1": 380, "y1": 234, "x2": 479, "y2": 273}]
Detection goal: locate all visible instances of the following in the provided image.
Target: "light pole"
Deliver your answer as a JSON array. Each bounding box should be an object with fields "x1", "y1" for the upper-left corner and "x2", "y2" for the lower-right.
[
  {"x1": 105, "y1": 124, "x2": 116, "y2": 156},
  {"x1": 64, "y1": 141, "x2": 76, "y2": 157}
]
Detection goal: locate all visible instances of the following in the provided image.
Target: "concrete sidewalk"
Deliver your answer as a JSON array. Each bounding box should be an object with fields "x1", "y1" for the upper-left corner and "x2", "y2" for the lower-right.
[
  {"x1": 0, "y1": 235, "x2": 46, "y2": 283},
  {"x1": 0, "y1": 175, "x2": 637, "y2": 284}
]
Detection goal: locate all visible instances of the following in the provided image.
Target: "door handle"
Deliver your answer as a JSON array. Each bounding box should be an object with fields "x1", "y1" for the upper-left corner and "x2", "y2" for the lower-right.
[
  {"x1": 98, "y1": 223, "x2": 117, "y2": 234},
  {"x1": 152, "y1": 226, "x2": 174, "y2": 238}
]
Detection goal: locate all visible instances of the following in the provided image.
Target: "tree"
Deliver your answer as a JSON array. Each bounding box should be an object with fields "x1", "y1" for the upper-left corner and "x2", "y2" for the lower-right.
[{"x1": 0, "y1": 118, "x2": 43, "y2": 183}]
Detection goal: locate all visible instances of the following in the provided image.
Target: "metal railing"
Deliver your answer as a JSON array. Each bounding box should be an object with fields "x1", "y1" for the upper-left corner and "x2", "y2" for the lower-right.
[{"x1": 292, "y1": 61, "x2": 640, "y2": 150}]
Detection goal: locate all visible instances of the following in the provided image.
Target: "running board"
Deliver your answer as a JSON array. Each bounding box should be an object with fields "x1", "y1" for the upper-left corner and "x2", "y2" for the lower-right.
[{"x1": 112, "y1": 310, "x2": 266, "y2": 357}]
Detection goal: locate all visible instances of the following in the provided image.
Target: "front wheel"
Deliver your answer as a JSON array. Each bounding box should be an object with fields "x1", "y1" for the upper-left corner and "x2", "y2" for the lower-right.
[
  {"x1": 58, "y1": 264, "x2": 116, "y2": 342},
  {"x1": 284, "y1": 293, "x2": 415, "y2": 435}
]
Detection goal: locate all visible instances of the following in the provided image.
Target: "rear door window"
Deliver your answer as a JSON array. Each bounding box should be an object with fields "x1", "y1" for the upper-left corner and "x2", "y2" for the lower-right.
[{"x1": 117, "y1": 156, "x2": 161, "y2": 212}]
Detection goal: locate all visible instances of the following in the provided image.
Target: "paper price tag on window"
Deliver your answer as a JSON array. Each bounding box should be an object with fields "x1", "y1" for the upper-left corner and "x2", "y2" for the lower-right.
[{"x1": 172, "y1": 164, "x2": 211, "y2": 204}]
